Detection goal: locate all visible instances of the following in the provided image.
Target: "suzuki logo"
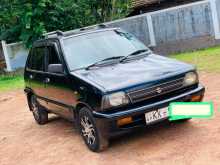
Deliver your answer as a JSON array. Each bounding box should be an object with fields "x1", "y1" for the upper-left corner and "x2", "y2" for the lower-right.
[{"x1": 156, "y1": 87, "x2": 162, "y2": 94}]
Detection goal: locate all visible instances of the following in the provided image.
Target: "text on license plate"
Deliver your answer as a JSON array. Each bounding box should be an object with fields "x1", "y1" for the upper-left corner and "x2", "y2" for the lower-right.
[{"x1": 145, "y1": 108, "x2": 168, "y2": 124}]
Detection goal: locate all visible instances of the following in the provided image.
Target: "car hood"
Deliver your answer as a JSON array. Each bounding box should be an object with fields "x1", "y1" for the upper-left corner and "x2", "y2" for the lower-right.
[{"x1": 71, "y1": 54, "x2": 195, "y2": 92}]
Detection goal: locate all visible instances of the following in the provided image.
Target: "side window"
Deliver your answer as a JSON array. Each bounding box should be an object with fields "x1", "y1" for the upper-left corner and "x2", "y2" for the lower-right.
[
  {"x1": 48, "y1": 46, "x2": 61, "y2": 65},
  {"x1": 26, "y1": 48, "x2": 33, "y2": 69},
  {"x1": 46, "y1": 45, "x2": 63, "y2": 73},
  {"x1": 32, "y1": 47, "x2": 46, "y2": 71}
]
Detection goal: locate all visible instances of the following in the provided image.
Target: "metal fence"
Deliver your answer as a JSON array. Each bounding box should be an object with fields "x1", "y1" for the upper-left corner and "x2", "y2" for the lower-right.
[{"x1": 1, "y1": 0, "x2": 220, "y2": 71}]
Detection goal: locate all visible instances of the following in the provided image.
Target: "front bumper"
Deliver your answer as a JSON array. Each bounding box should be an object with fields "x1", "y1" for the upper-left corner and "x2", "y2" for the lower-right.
[{"x1": 93, "y1": 84, "x2": 205, "y2": 120}]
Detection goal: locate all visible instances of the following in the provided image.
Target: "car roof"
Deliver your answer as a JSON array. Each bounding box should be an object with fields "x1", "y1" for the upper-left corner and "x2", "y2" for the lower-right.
[
  {"x1": 43, "y1": 24, "x2": 120, "y2": 40},
  {"x1": 34, "y1": 25, "x2": 120, "y2": 45}
]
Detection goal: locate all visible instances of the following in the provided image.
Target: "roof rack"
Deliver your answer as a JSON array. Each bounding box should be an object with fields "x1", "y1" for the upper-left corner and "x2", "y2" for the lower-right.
[
  {"x1": 78, "y1": 24, "x2": 109, "y2": 32},
  {"x1": 97, "y1": 24, "x2": 108, "y2": 28},
  {"x1": 79, "y1": 24, "x2": 108, "y2": 31},
  {"x1": 44, "y1": 30, "x2": 64, "y2": 38},
  {"x1": 44, "y1": 24, "x2": 110, "y2": 38}
]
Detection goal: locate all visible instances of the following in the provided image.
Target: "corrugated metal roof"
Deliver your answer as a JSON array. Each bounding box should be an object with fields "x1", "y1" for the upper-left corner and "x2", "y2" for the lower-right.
[{"x1": 132, "y1": 0, "x2": 163, "y2": 8}]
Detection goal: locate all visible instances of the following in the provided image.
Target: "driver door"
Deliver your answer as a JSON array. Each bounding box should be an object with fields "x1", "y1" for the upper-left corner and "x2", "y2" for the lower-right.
[{"x1": 43, "y1": 42, "x2": 75, "y2": 120}]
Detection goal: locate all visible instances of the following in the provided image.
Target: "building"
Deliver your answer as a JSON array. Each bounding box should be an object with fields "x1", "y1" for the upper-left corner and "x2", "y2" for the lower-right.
[{"x1": 129, "y1": 0, "x2": 202, "y2": 16}]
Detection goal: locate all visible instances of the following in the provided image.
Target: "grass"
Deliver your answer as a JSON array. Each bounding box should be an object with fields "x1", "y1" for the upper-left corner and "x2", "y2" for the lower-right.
[
  {"x1": 171, "y1": 46, "x2": 220, "y2": 73},
  {"x1": 0, "y1": 75, "x2": 24, "y2": 93}
]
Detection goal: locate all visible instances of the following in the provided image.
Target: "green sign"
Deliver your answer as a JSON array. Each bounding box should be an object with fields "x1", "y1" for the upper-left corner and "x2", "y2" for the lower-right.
[{"x1": 168, "y1": 102, "x2": 214, "y2": 121}]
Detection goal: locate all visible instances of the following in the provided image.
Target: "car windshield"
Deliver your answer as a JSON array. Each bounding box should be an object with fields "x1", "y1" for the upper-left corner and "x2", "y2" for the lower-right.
[{"x1": 62, "y1": 30, "x2": 149, "y2": 71}]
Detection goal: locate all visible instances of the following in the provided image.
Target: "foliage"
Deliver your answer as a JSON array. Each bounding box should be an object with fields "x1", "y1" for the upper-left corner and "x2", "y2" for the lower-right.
[
  {"x1": 0, "y1": 0, "x2": 131, "y2": 47},
  {"x1": 171, "y1": 46, "x2": 220, "y2": 73}
]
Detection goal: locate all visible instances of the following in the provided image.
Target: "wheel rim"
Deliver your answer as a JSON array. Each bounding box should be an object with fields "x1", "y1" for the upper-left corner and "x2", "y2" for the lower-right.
[
  {"x1": 31, "y1": 97, "x2": 40, "y2": 120},
  {"x1": 80, "y1": 116, "x2": 96, "y2": 145}
]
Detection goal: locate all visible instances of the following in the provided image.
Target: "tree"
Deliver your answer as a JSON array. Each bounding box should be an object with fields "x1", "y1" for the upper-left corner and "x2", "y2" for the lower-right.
[{"x1": 0, "y1": 0, "x2": 131, "y2": 47}]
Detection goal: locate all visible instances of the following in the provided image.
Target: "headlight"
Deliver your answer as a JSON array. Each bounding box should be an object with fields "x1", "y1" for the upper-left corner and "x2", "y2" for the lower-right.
[
  {"x1": 102, "y1": 92, "x2": 129, "y2": 109},
  {"x1": 183, "y1": 72, "x2": 198, "y2": 86}
]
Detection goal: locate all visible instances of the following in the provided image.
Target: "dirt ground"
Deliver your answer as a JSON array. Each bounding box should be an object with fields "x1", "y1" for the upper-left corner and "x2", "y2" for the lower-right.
[{"x1": 1, "y1": 72, "x2": 220, "y2": 165}]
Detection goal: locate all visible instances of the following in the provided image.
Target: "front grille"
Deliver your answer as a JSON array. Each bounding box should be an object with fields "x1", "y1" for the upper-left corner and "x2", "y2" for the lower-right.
[{"x1": 127, "y1": 77, "x2": 185, "y2": 103}]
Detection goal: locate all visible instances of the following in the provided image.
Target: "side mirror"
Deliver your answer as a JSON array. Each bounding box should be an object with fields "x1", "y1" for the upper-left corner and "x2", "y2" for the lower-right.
[{"x1": 48, "y1": 64, "x2": 63, "y2": 74}]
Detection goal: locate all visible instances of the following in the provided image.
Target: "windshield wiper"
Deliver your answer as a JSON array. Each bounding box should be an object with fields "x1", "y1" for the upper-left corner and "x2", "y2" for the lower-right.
[
  {"x1": 85, "y1": 49, "x2": 150, "y2": 70},
  {"x1": 86, "y1": 56, "x2": 125, "y2": 70},
  {"x1": 120, "y1": 49, "x2": 150, "y2": 63}
]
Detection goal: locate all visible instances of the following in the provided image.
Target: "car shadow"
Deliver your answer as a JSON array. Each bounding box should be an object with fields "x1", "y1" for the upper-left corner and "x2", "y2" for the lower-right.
[
  {"x1": 106, "y1": 120, "x2": 197, "y2": 153},
  {"x1": 46, "y1": 114, "x2": 197, "y2": 153},
  {"x1": 48, "y1": 115, "x2": 63, "y2": 123}
]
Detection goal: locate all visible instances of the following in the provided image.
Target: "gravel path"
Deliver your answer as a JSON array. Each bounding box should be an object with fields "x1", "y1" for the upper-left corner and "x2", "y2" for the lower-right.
[{"x1": 0, "y1": 72, "x2": 220, "y2": 165}]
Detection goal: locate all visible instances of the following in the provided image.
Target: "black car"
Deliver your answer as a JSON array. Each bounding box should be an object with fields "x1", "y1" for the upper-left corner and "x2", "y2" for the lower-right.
[{"x1": 24, "y1": 26, "x2": 205, "y2": 152}]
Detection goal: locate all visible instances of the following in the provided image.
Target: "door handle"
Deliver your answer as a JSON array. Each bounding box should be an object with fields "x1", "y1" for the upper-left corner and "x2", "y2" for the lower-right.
[{"x1": 45, "y1": 78, "x2": 50, "y2": 83}]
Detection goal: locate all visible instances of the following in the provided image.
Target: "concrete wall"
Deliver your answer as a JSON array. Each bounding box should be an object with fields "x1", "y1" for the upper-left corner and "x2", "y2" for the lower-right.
[
  {"x1": 152, "y1": 0, "x2": 220, "y2": 54},
  {"x1": 216, "y1": 0, "x2": 220, "y2": 31},
  {"x1": 108, "y1": 0, "x2": 220, "y2": 54},
  {"x1": 108, "y1": 16, "x2": 151, "y2": 46},
  {"x1": 6, "y1": 42, "x2": 29, "y2": 70},
  {"x1": 152, "y1": 2, "x2": 214, "y2": 44}
]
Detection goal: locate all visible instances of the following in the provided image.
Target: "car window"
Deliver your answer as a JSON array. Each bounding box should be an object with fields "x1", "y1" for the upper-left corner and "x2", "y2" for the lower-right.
[
  {"x1": 63, "y1": 30, "x2": 148, "y2": 70},
  {"x1": 31, "y1": 47, "x2": 46, "y2": 71},
  {"x1": 26, "y1": 48, "x2": 33, "y2": 69},
  {"x1": 48, "y1": 46, "x2": 61, "y2": 65},
  {"x1": 46, "y1": 46, "x2": 63, "y2": 73}
]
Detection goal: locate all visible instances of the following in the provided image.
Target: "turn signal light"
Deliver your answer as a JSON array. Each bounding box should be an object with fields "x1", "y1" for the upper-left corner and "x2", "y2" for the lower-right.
[
  {"x1": 117, "y1": 117, "x2": 133, "y2": 126},
  {"x1": 191, "y1": 95, "x2": 202, "y2": 102}
]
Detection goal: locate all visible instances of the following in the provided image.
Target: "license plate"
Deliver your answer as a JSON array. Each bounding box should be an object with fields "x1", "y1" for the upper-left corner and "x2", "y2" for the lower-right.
[{"x1": 145, "y1": 108, "x2": 168, "y2": 124}]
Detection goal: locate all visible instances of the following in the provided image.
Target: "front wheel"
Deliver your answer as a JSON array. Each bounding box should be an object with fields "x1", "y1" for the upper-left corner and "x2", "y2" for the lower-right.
[
  {"x1": 30, "y1": 95, "x2": 48, "y2": 125},
  {"x1": 79, "y1": 107, "x2": 109, "y2": 152}
]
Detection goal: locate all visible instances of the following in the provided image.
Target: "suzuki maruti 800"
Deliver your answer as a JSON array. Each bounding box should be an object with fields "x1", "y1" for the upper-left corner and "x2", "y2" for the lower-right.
[{"x1": 24, "y1": 25, "x2": 205, "y2": 152}]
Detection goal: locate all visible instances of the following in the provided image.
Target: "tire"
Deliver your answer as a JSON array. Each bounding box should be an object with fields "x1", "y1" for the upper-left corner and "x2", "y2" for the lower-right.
[
  {"x1": 79, "y1": 107, "x2": 109, "y2": 152},
  {"x1": 30, "y1": 95, "x2": 48, "y2": 125}
]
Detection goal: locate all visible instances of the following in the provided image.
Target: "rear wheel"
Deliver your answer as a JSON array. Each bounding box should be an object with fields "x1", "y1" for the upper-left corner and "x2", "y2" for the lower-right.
[
  {"x1": 79, "y1": 107, "x2": 109, "y2": 152},
  {"x1": 30, "y1": 95, "x2": 48, "y2": 125}
]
